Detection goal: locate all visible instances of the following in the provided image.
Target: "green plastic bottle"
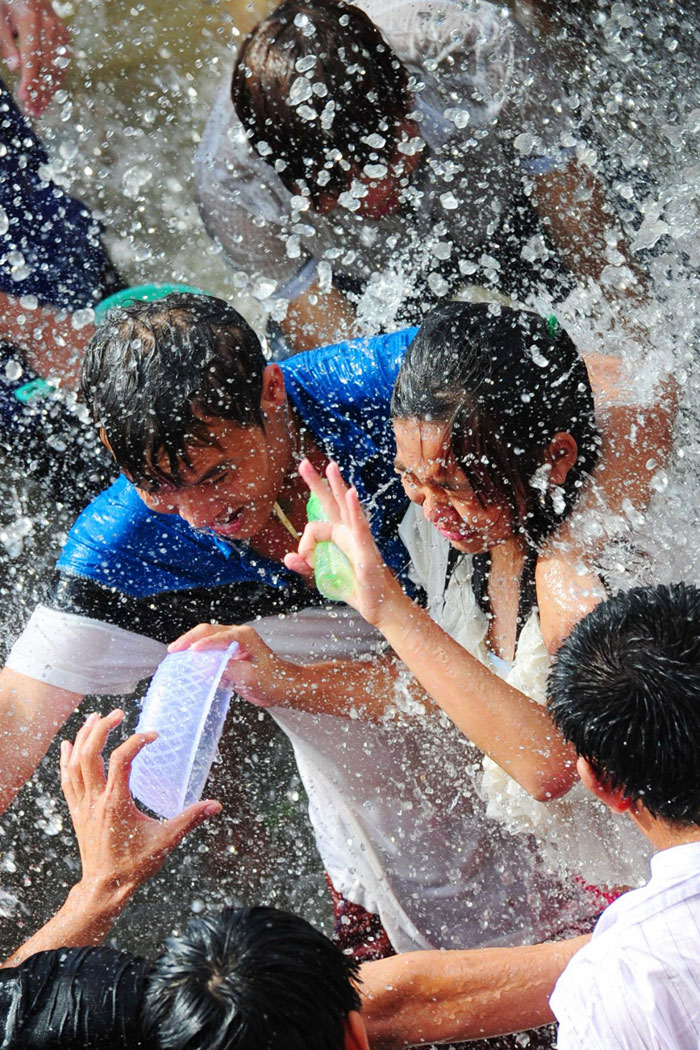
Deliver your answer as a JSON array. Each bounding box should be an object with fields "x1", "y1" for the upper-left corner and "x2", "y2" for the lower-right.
[{"x1": 306, "y1": 492, "x2": 355, "y2": 602}]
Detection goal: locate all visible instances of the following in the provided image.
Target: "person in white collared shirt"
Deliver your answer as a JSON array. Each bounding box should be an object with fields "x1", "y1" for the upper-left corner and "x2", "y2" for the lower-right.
[{"x1": 546, "y1": 582, "x2": 700, "y2": 1050}]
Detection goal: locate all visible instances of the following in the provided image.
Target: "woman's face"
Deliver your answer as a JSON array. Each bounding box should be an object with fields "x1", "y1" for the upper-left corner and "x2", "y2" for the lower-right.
[{"x1": 393, "y1": 418, "x2": 516, "y2": 554}]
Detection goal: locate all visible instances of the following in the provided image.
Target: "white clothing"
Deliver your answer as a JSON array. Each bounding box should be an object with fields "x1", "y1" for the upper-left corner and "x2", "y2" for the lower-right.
[
  {"x1": 552, "y1": 840, "x2": 700, "y2": 1050},
  {"x1": 399, "y1": 502, "x2": 652, "y2": 888},
  {"x1": 8, "y1": 601, "x2": 596, "y2": 953},
  {"x1": 195, "y1": 0, "x2": 574, "y2": 319}
]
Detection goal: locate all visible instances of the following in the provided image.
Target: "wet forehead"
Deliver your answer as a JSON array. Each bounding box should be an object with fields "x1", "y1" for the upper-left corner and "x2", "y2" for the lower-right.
[
  {"x1": 152, "y1": 417, "x2": 262, "y2": 487},
  {"x1": 393, "y1": 418, "x2": 455, "y2": 477}
]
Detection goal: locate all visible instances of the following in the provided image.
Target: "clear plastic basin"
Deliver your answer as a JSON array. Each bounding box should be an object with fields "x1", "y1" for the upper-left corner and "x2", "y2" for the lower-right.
[{"x1": 129, "y1": 642, "x2": 238, "y2": 818}]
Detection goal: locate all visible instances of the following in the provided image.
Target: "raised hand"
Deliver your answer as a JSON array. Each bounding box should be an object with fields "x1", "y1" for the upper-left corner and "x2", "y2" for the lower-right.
[
  {"x1": 284, "y1": 458, "x2": 404, "y2": 629},
  {"x1": 60, "y1": 710, "x2": 221, "y2": 897},
  {"x1": 0, "y1": 0, "x2": 71, "y2": 116}
]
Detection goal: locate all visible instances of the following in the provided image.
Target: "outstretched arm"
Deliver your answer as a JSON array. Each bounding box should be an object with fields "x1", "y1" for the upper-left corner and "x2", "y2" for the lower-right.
[
  {"x1": 361, "y1": 934, "x2": 589, "y2": 1049},
  {"x1": 283, "y1": 460, "x2": 577, "y2": 801},
  {"x1": 2, "y1": 710, "x2": 221, "y2": 966}
]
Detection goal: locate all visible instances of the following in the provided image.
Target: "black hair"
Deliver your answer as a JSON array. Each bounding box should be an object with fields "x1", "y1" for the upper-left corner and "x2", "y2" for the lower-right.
[
  {"x1": 391, "y1": 301, "x2": 600, "y2": 547},
  {"x1": 232, "y1": 0, "x2": 412, "y2": 207},
  {"x1": 548, "y1": 583, "x2": 700, "y2": 826},
  {"x1": 81, "y1": 293, "x2": 267, "y2": 491},
  {"x1": 141, "y1": 905, "x2": 362, "y2": 1050}
]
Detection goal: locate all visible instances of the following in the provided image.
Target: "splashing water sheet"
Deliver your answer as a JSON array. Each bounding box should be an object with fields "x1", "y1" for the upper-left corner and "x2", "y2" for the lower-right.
[{"x1": 0, "y1": 0, "x2": 699, "y2": 969}]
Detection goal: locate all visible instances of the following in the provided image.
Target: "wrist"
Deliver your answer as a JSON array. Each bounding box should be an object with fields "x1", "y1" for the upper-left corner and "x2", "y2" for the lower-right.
[
  {"x1": 373, "y1": 573, "x2": 413, "y2": 634},
  {"x1": 68, "y1": 872, "x2": 137, "y2": 924}
]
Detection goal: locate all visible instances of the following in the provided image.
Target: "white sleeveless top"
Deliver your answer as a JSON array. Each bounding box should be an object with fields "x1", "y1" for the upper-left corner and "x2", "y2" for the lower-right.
[{"x1": 399, "y1": 503, "x2": 651, "y2": 889}]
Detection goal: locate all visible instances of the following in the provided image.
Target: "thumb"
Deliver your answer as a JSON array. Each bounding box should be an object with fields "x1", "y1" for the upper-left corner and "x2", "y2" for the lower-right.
[{"x1": 162, "y1": 799, "x2": 222, "y2": 848}]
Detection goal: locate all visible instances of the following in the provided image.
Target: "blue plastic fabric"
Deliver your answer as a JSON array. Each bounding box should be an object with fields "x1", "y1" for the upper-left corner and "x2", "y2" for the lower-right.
[
  {"x1": 57, "y1": 327, "x2": 417, "y2": 598},
  {"x1": 0, "y1": 77, "x2": 112, "y2": 310}
]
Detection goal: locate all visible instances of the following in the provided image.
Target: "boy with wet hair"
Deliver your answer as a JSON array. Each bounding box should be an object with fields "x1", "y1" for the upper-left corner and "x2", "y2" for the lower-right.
[
  {"x1": 142, "y1": 906, "x2": 368, "y2": 1050},
  {"x1": 547, "y1": 582, "x2": 700, "y2": 1049},
  {"x1": 82, "y1": 294, "x2": 269, "y2": 489},
  {"x1": 197, "y1": 0, "x2": 641, "y2": 352}
]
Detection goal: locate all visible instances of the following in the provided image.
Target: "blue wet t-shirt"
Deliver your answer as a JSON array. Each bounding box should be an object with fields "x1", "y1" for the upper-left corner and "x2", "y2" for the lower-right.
[{"x1": 51, "y1": 327, "x2": 417, "y2": 639}]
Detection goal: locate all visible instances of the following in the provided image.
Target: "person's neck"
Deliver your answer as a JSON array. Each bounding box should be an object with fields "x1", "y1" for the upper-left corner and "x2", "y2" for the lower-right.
[
  {"x1": 631, "y1": 806, "x2": 700, "y2": 852},
  {"x1": 250, "y1": 406, "x2": 328, "y2": 563},
  {"x1": 488, "y1": 535, "x2": 528, "y2": 580}
]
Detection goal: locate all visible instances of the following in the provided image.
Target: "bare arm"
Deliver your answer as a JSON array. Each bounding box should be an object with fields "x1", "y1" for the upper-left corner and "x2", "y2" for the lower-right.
[
  {"x1": 280, "y1": 281, "x2": 359, "y2": 353},
  {"x1": 0, "y1": 292, "x2": 94, "y2": 391},
  {"x1": 0, "y1": 666, "x2": 82, "y2": 815},
  {"x1": 361, "y1": 935, "x2": 589, "y2": 1049},
  {"x1": 3, "y1": 710, "x2": 221, "y2": 966},
  {"x1": 280, "y1": 459, "x2": 576, "y2": 800},
  {"x1": 531, "y1": 158, "x2": 645, "y2": 296}
]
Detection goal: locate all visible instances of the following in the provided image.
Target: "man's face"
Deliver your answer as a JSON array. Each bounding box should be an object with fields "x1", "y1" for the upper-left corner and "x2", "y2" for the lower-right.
[
  {"x1": 316, "y1": 122, "x2": 423, "y2": 220},
  {"x1": 134, "y1": 417, "x2": 288, "y2": 540}
]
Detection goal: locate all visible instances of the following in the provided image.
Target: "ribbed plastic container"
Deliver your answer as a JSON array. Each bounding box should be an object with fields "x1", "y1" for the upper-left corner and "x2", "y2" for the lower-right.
[
  {"x1": 129, "y1": 642, "x2": 239, "y2": 818},
  {"x1": 93, "y1": 283, "x2": 207, "y2": 323}
]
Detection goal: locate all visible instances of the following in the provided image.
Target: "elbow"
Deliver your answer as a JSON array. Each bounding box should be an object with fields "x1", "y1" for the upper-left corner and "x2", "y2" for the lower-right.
[{"x1": 528, "y1": 762, "x2": 578, "y2": 803}]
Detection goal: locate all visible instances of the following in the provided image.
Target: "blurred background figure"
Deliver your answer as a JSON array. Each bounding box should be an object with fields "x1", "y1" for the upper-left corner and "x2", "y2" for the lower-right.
[{"x1": 196, "y1": 0, "x2": 643, "y2": 353}]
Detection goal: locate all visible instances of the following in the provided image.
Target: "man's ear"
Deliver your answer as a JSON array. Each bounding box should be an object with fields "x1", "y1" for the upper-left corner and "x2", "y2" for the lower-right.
[
  {"x1": 344, "y1": 1011, "x2": 370, "y2": 1050},
  {"x1": 577, "y1": 756, "x2": 634, "y2": 814},
  {"x1": 260, "y1": 363, "x2": 286, "y2": 414},
  {"x1": 546, "y1": 432, "x2": 578, "y2": 486}
]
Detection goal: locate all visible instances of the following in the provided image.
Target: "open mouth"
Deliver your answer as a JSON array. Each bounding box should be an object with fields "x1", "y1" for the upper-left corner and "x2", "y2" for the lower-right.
[{"x1": 211, "y1": 507, "x2": 245, "y2": 536}]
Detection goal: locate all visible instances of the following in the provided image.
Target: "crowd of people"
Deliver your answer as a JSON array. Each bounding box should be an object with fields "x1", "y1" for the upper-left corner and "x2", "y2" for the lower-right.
[{"x1": 0, "y1": 0, "x2": 698, "y2": 1048}]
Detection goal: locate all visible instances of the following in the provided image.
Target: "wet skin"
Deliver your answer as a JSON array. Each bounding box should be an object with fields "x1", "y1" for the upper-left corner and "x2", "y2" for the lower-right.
[
  {"x1": 392, "y1": 418, "x2": 517, "y2": 555},
  {"x1": 135, "y1": 417, "x2": 290, "y2": 541}
]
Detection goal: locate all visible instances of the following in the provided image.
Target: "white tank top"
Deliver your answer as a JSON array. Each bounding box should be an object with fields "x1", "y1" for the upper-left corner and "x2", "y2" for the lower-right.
[{"x1": 399, "y1": 502, "x2": 651, "y2": 889}]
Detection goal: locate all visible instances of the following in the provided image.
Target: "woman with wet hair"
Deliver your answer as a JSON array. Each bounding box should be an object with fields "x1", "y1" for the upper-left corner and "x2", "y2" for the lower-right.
[
  {"x1": 280, "y1": 300, "x2": 670, "y2": 884},
  {"x1": 182, "y1": 300, "x2": 672, "y2": 891}
]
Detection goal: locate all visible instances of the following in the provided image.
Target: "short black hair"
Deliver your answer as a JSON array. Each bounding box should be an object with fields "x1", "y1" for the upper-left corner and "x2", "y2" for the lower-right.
[
  {"x1": 81, "y1": 293, "x2": 267, "y2": 491},
  {"x1": 391, "y1": 301, "x2": 600, "y2": 547},
  {"x1": 548, "y1": 583, "x2": 700, "y2": 826},
  {"x1": 141, "y1": 905, "x2": 362, "y2": 1050},
  {"x1": 232, "y1": 0, "x2": 412, "y2": 207}
]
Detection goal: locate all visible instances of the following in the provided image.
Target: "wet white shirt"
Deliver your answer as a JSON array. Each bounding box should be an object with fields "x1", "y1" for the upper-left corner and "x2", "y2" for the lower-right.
[
  {"x1": 195, "y1": 0, "x2": 574, "y2": 317},
  {"x1": 551, "y1": 840, "x2": 700, "y2": 1050}
]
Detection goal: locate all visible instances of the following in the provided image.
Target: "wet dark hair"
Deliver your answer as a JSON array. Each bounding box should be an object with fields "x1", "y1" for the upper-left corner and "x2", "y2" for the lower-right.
[
  {"x1": 141, "y1": 905, "x2": 362, "y2": 1050},
  {"x1": 391, "y1": 301, "x2": 600, "y2": 547},
  {"x1": 548, "y1": 583, "x2": 700, "y2": 826},
  {"x1": 232, "y1": 0, "x2": 412, "y2": 207},
  {"x1": 81, "y1": 293, "x2": 267, "y2": 491}
]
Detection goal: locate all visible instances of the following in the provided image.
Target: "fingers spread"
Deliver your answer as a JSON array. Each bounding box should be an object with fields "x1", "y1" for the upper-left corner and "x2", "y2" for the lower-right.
[{"x1": 299, "y1": 457, "x2": 341, "y2": 522}]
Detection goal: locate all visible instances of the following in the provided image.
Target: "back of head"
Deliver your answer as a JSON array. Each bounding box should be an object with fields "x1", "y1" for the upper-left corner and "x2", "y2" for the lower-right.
[
  {"x1": 81, "y1": 293, "x2": 266, "y2": 490},
  {"x1": 548, "y1": 583, "x2": 700, "y2": 825},
  {"x1": 232, "y1": 0, "x2": 411, "y2": 206},
  {"x1": 142, "y1": 905, "x2": 361, "y2": 1050},
  {"x1": 391, "y1": 300, "x2": 600, "y2": 546}
]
